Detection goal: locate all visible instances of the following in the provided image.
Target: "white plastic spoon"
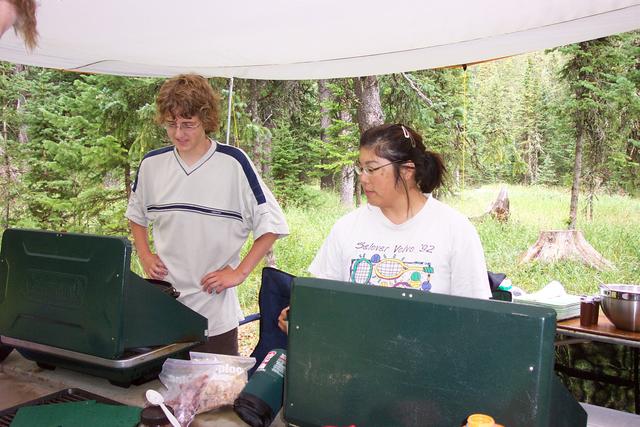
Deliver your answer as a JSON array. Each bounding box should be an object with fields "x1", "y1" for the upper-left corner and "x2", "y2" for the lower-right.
[{"x1": 145, "y1": 389, "x2": 181, "y2": 427}]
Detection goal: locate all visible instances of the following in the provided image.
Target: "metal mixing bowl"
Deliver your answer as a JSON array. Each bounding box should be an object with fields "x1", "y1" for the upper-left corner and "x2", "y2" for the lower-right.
[{"x1": 599, "y1": 284, "x2": 640, "y2": 332}]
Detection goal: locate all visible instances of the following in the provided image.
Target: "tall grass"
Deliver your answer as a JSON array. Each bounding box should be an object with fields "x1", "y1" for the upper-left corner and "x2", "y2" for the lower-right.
[
  {"x1": 237, "y1": 184, "x2": 640, "y2": 314},
  {"x1": 445, "y1": 184, "x2": 640, "y2": 295},
  {"x1": 237, "y1": 188, "x2": 350, "y2": 313}
]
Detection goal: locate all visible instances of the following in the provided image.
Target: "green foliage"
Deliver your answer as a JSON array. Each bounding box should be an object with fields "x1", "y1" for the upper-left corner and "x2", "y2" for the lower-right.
[
  {"x1": 5, "y1": 70, "x2": 162, "y2": 234},
  {"x1": 320, "y1": 117, "x2": 358, "y2": 167},
  {"x1": 380, "y1": 69, "x2": 469, "y2": 188},
  {"x1": 322, "y1": 80, "x2": 359, "y2": 165},
  {"x1": 558, "y1": 34, "x2": 640, "y2": 196},
  {"x1": 466, "y1": 52, "x2": 575, "y2": 187},
  {"x1": 0, "y1": 64, "x2": 30, "y2": 228},
  {"x1": 270, "y1": 121, "x2": 321, "y2": 206}
]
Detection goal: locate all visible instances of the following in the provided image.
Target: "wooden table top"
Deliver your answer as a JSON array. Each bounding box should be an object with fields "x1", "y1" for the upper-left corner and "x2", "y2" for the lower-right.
[
  {"x1": 0, "y1": 351, "x2": 287, "y2": 427},
  {"x1": 557, "y1": 313, "x2": 640, "y2": 344}
]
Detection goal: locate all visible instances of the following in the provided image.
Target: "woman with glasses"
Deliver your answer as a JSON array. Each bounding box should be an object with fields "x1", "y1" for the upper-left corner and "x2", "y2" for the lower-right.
[
  {"x1": 279, "y1": 123, "x2": 489, "y2": 333},
  {"x1": 126, "y1": 74, "x2": 289, "y2": 355}
]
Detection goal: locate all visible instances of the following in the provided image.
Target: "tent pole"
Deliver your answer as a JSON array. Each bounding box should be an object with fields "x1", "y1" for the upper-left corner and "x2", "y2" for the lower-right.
[
  {"x1": 225, "y1": 77, "x2": 234, "y2": 145},
  {"x1": 461, "y1": 64, "x2": 467, "y2": 194}
]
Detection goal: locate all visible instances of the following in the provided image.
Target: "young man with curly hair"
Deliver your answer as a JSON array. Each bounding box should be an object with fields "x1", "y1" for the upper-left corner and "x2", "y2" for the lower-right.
[{"x1": 127, "y1": 74, "x2": 288, "y2": 355}]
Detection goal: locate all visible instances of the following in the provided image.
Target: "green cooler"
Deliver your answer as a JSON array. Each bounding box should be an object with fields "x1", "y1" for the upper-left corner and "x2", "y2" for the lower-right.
[
  {"x1": 284, "y1": 277, "x2": 587, "y2": 427},
  {"x1": 0, "y1": 228, "x2": 207, "y2": 387}
]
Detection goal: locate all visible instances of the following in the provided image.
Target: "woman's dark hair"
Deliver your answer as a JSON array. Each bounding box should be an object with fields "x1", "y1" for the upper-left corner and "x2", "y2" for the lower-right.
[{"x1": 359, "y1": 123, "x2": 446, "y2": 193}]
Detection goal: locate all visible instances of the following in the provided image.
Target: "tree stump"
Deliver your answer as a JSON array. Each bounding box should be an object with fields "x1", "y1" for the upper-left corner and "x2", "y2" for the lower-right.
[
  {"x1": 520, "y1": 229, "x2": 615, "y2": 271},
  {"x1": 486, "y1": 186, "x2": 510, "y2": 222},
  {"x1": 471, "y1": 186, "x2": 510, "y2": 222},
  {"x1": 264, "y1": 248, "x2": 277, "y2": 268}
]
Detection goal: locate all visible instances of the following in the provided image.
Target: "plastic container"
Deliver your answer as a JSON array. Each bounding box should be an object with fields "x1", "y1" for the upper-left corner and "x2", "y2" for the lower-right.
[
  {"x1": 233, "y1": 349, "x2": 287, "y2": 427},
  {"x1": 465, "y1": 413, "x2": 505, "y2": 427},
  {"x1": 139, "y1": 404, "x2": 175, "y2": 427},
  {"x1": 580, "y1": 296, "x2": 600, "y2": 326}
]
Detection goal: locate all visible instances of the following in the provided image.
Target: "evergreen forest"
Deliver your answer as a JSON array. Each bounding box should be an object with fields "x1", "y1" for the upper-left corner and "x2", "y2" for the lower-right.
[{"x1": 0, "y1": 32, "x2": 639, "y2": 295}]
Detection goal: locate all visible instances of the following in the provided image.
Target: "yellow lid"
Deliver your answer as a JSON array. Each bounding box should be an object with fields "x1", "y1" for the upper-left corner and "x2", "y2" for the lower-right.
[{"x1": 466, "y1": 413, "x2": 495, "y2": 427}]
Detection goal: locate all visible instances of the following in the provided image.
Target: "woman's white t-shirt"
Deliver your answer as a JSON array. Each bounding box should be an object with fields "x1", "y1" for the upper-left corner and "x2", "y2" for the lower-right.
[{"x1": 309, "y1": 195, "x2": 491, "y2": 299}]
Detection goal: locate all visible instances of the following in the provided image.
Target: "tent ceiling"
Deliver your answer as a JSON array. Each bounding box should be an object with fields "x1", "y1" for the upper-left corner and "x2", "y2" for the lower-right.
[{"x1": 0, "y1": 0, "x2": 639, "y2": 79}]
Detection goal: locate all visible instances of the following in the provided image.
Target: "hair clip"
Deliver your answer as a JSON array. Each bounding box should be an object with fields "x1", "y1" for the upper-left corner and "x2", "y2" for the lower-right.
[{"x1": 400, "y1": 125, "x2": 416, "y2": 148}]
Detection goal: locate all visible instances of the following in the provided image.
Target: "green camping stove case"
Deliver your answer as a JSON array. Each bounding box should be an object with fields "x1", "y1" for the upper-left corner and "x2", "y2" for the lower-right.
[
  {"x1": 0, "y1": 228, "x2": 207, "y2": 386},
  {"x1": 285, "y1": 277, "x2": 587, "y2": 427}
]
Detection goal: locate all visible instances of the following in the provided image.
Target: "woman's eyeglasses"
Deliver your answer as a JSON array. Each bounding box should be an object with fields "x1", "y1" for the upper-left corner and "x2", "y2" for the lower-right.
[
  {"x1": 355, "y1": 160, "x2": 405, "y2": 176},
  {"x1": 163, "y1": 121, "x2": 201, "y2": 131}
]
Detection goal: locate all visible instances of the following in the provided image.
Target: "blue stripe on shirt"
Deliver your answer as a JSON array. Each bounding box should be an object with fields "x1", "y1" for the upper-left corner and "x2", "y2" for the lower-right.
[
  {"x1": 216, "y1": 144, "x2": 267, "y2": 205},
  {"x1": 147, "y1": 203, "x2": 243, "y2": 221},
  {"x1": 131, "y1": 146, "x2": 174, "y2": 192}
]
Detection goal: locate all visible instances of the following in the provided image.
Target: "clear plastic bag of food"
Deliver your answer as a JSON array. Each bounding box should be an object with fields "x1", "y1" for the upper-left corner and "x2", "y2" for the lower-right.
[{"x1": 158, "y1": 353, "x2": 256, "y2": 426}]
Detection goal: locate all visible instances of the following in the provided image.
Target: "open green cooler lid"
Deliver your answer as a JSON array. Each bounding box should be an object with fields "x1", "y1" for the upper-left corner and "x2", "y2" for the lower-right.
[
  {"x1": 284, "y1": 277, "x2": 586, "y2": 427},
  {"x1": 0, "y1": 228, "x2": 206, "y2": 360}
]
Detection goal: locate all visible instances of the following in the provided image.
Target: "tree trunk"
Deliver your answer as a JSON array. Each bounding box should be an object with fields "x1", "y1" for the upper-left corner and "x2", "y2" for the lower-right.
[
  {"x1": 524, "y1": 133, "x2": 541, "y2": 185},
  {"x1": 262, "y1": 121, "x2": 273, "y2": 182},
  {"x1": 340, "y1": 164, "x2": 355, "y2": 208},
  {"x1": 264, "y1": 250, "x2": 276, "y2": 268},
  {"x1": 14, "y1": 65, "x2": 27, "y2": 145},
  {"x1": 355, "y1": 177, "x2": 362, "y2": 208},
  {"x1": 339, "y1": 108, "x2": 355, "y2": 208},
  {"x1": 248, "y1": 80, "x2": 277, "y2": 265},
  {"x1": 124, "y1": 161, "x2": 131, "y2": 200},
  {"x1": 354, "y1": 76, "x2": 384, "y2": 134},
  {"x1": 319, "y1": 79, "x2": 331, "y2": 142},
  {"x1": 1, "y1": 120, "x2": 9, "y2": 230},
  {"x1": 318, "y1": 79, "x2": 335, "y2": 190},
  {"x1": 17, "y1": 103, "x2": 27, "y2": 144},
  {"x1": 354, "y1": 76, "x2": 384, "y2": 208},
  {"x1": 520, "y1": 230, "x2": 614, "y2": 271},
  {"x1": 249, "y1": 80, "x2": 263, "y2": 170},
  {"x1": 586, "y1": 175, "x2": 599, "y2": 223},
  {"x1": 470, "y1": 187, "x2": 510, "y2": 222},
  {"x1": 568, "y1": 118, "x2": 584, "y2": 230},
  {"x1": 1, "y1": 64, "x2": 27, "y2": 230},
  {"x1": 489, "y1": 187, "x2": 510, "y2": 221}
]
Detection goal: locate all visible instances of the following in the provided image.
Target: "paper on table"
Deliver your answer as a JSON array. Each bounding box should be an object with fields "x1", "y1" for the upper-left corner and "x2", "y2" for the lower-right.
[
  {"x1": 523, "y1": 280, "x2": 567, "y2": 300},
  {"x1": 513, "y1": 281, "x2": 582, "y2": 320}
]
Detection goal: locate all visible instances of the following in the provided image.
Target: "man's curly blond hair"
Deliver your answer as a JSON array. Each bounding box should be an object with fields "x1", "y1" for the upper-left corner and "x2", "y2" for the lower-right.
[{"x1": 156, "y1": 74, "x2": 221, "y2": 133}]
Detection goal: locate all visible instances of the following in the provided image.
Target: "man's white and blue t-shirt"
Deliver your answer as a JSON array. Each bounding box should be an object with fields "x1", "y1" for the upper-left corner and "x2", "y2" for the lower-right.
[{"x1": 126, "y1": 140, "x2": 289, "y2": 336}]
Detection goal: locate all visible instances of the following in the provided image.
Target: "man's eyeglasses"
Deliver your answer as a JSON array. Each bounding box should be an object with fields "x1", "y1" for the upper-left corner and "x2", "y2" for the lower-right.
[
  {"x1": 163, "y1": 121, "x2": 201, "y2": 131},
  {"x1": 355, "y1": 160, "x2": 405, "y2": 176}
]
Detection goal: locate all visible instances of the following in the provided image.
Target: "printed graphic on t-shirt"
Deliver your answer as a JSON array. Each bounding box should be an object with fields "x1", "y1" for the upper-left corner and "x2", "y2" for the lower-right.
[{"x1": 349, "y1": 253, "x2": 435, "y2": 291}]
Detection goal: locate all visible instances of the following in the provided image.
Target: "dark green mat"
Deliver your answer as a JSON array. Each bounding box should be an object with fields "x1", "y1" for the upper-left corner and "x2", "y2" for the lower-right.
[{"x1": 10, "y1": 400, "x2": 141, "y2": 427}]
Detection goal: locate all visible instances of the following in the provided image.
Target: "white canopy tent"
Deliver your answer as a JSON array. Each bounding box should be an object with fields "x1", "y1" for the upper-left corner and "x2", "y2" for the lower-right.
[{"x1": 0, "y1": 0, "x2": 639, "y2": 79}]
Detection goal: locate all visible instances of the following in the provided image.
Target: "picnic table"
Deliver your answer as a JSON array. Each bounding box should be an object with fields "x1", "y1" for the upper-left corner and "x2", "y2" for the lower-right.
[
  {"x1": 0, "y1": 350, "x2": 286, "y2": 427},
  {"x1": 2, "y1": 340, "x2": 640, "y2": 426}
]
